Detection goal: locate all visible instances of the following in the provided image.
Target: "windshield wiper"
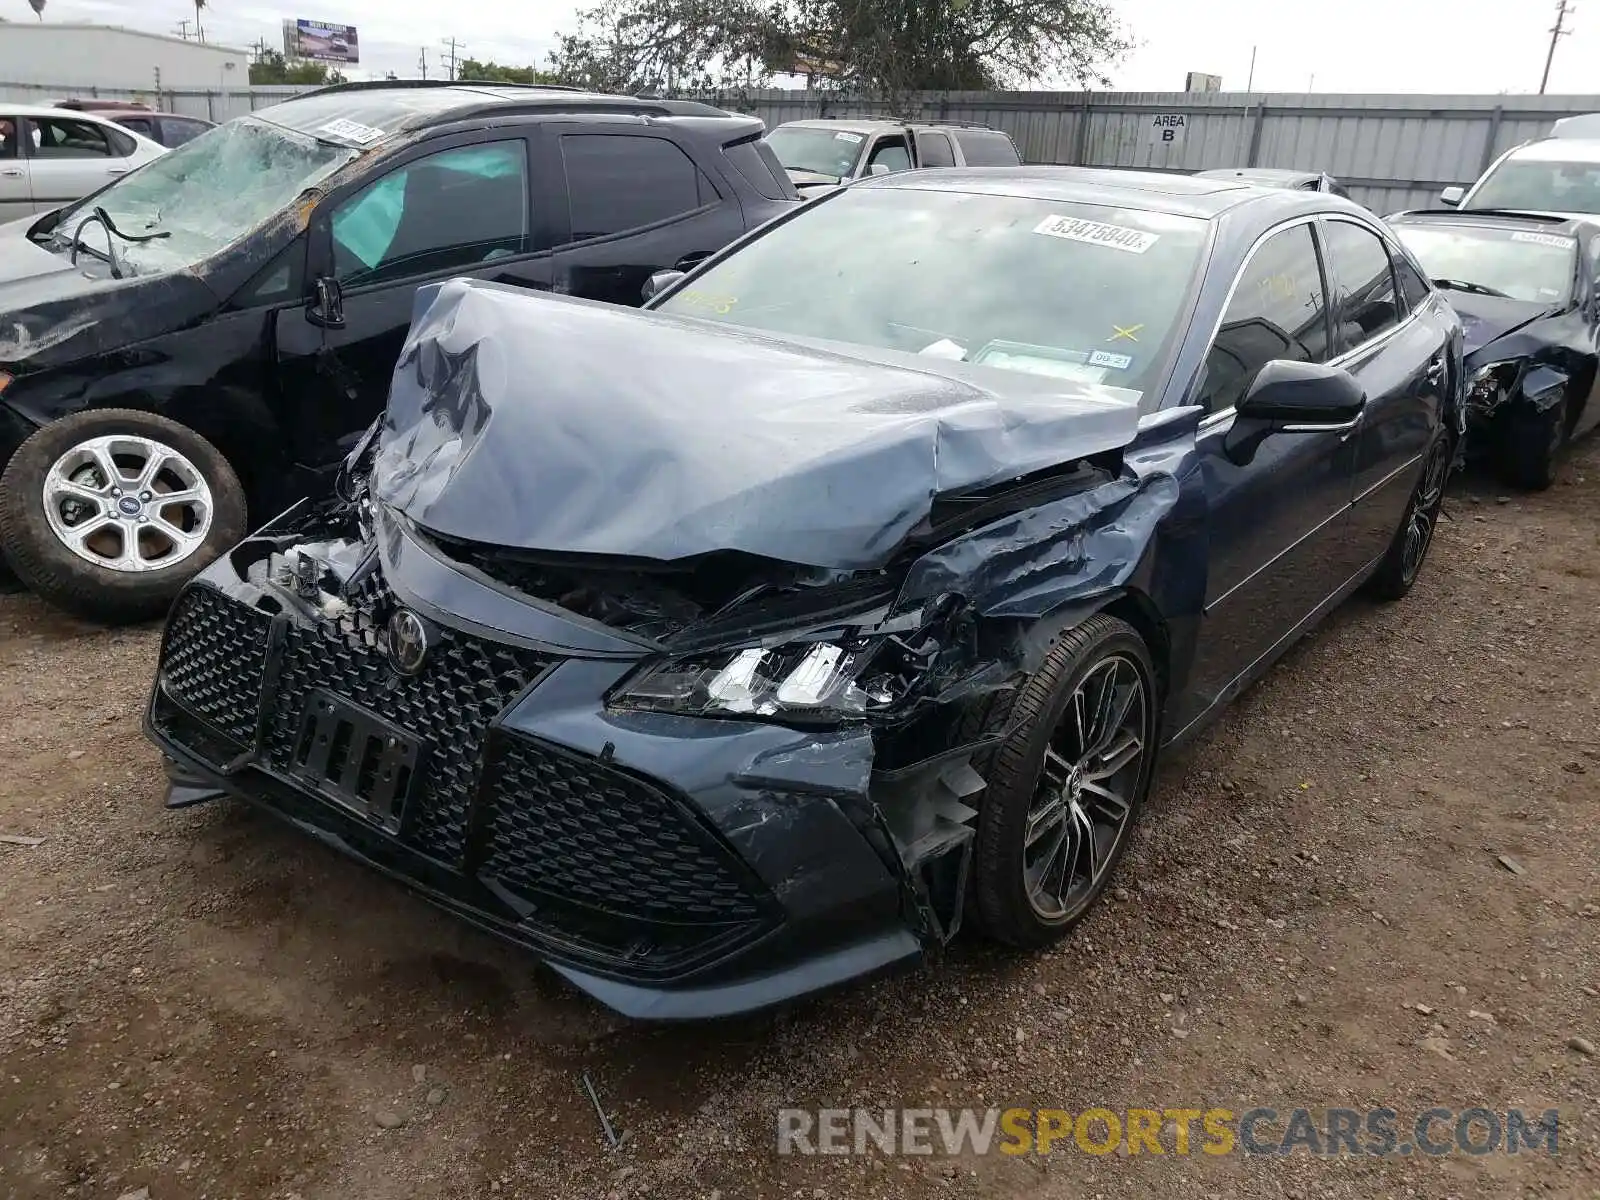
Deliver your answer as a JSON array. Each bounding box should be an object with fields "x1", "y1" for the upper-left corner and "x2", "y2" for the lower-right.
[
  {"x1": 1432, "y1": 277, "x2": 1513, "y2": 299},
  {"x1": 68, "y1": 207, "x2": 170, "y2": 280}
]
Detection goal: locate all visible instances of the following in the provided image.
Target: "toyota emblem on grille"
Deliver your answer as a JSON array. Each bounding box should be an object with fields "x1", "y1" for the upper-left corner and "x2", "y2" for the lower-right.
[{"x1": 386, "y1": 608, "x2": 431, "y2": 675}]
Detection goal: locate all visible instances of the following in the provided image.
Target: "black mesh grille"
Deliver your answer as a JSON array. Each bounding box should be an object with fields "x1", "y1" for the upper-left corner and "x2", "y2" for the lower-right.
[
  {"x1": 479, "y1": 732, "x2": 767, "y2": 923},
  {"x1": 262, "y1": 619, "x2": 547, "y2": 866},
  {"x1": 159, "y1": 585, "x2": 273, "y2": 749}
]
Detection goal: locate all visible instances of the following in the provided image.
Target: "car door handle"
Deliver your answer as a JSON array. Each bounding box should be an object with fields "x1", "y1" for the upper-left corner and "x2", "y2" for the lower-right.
[
  {"x1": 107, "y1": 167, "x2": 129, "y2": 175},
  {"x1": 0, "y1": 168, "x2": 22, "y2": 178}
]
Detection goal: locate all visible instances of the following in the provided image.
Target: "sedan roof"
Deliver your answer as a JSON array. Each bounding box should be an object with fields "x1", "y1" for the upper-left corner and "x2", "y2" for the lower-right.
[
  {"x1": 1196, "y1": 167, "x2": 1322, "y2": 186},
  {"x1": 855, "y1": 165, "x2": 1347, "y2": 220}
]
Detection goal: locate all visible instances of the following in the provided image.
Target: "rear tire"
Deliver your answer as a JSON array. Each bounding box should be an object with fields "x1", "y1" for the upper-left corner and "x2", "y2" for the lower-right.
[
  {"x1": 1497, "y1": 398, "x2": 1566, "y2": 492},
  {"x1": 1366, "y1": 432, "x2": 1452, "y2": 602},
  {"x1": 0, "y1": 408, "x2": 246, "y2": 624},
  {"x1": 969, "y1": 614, "x2": 1158, "y2": 948}
]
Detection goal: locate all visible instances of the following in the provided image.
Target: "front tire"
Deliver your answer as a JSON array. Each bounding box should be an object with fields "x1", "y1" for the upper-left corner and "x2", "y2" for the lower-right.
[
  {"x1": 1497, "y1": 398, "x2": 1566, "y2": 492},
  {"x1": 1366, "y1": 432, "x2": 1452, "y2": 602},
  {"x1": 970, "y1": 614, "x2": 1158, "y2": 948},
  {"x1": 0, "y1": 408, "x2": 246, "y2": 624}
]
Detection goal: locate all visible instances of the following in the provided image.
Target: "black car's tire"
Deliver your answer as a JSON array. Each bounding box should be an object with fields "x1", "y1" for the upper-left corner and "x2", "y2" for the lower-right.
[
  {"x1": 969, "y1": 614, "x2": 1159, "y2": 948},
  {"x1": 1365, "y1": 432, "x2": 1453, "y2": 603},
  {"x1": 1497, "y1": 397, "x2": 1566, "y2": 492},
  {"x1": 0, "y1": 409, "x2": 246, "y2": 624}
]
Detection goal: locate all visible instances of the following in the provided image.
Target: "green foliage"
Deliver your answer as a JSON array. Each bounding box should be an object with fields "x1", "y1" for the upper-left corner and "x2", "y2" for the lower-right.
[
  {"x1": 249, "y1": 50, "x2": 348, "y2": 87},
  {"x1": 544, "y1": 0, "x2": 1130, "y2": 98},
  {"x1": 457, "y1": 58, "x2": 561, "y2": 85}
]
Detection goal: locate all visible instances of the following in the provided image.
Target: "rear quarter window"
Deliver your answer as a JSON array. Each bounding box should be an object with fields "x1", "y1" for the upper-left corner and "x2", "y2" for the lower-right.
[{"x1": 953, "y1": 130, "x2": 1021, "y2": 166}]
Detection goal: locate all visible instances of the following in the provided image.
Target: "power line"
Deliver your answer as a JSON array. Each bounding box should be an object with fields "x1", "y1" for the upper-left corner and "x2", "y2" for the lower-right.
[
  {"x1": 440, "y1": 37, "x2": 465, "y2": 81},
  {"x1": 1541, "y1": 0, "x2": 1574, "y2": 94}
]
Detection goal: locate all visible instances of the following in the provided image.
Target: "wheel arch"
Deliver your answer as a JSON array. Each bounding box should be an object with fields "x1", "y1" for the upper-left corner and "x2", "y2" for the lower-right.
[{"x1": 1095, "y1": 588, "x2": 1172, "y2": 703}]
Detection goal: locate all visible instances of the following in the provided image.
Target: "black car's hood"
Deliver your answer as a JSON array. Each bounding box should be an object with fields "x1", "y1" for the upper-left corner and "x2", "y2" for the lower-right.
[
  {"x1": 370, "y1": 279, "x2": 1145, "y2": 570},
  {"x1": 0, "y1": 217, "x2": 217, "y2": 373},
  {"x1": 1447, "y1": 291, "x2": 1563, "y2": 357}
]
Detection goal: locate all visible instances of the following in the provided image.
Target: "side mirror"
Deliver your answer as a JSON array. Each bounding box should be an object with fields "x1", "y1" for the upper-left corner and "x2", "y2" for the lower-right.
[
  {"x1": 1439, "y1": 186, "x2": 1465, "y2": 208},
  {"x1": 1237, "y1": 359, "x2": 1367, "y2": 426},
  {"x1": 642, "y1": 269, "x2": 686, "y2": 303},
  {"x1": 868, "y1": 162, "x2": 892, "y2": 176},
  {"x1": 306, "y1": 276, "x2": 345, "y2": 330}
]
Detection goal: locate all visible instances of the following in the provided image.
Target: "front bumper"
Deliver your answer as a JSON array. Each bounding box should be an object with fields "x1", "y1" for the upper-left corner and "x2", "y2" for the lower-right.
[{"x1": 144, "y1": 526, "x2": 974, "y2": 1019}]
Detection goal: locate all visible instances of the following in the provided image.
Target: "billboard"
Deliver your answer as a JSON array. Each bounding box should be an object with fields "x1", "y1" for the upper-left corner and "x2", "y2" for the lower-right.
[
  {"x1": 284, "y1": 18, "x2": 360, "y2": 65},
  {"x1": 1185, "y1": 71, "x2": 1223, "y2": 93}
]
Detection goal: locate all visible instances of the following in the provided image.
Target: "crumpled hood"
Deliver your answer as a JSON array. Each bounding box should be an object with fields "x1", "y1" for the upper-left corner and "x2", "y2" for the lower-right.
[
  {"x1": 0, "y1": 216, "x2": 218, "y2": 371},
  {"x1": 370, "y1": 278, "x2": 1145, "y2": 570},
  {"x1": 1449, "y1": 292, "x2": 1561, "y2": 358}
]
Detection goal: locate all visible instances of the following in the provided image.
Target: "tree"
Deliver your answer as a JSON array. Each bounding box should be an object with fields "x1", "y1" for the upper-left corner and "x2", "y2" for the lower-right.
[
  {"x1": 249, "y1": 50, "x2": 347, "y2": 87},
  {"x1": 545, "y1": 0, "x2": 1130, "y2": 98},
  {"x1": 457, "y1": 58, "x2": 560, "y2": 85}
]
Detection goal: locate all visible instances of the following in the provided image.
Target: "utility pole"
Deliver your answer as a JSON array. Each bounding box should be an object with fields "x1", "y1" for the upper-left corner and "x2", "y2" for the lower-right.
[
  {"x1": 1246, "y1": 45, "x2": 1257, "y2": 92},
  {"x1": 1541, "y1": 0, "x2": 1573, "y2": 94},
  {"x1": 173, "y1": 19, "x2": 192, "y2": 40},
  {"x1": 418, "y1": 47, "x2": 429, "y2": 80},
  {"x1": 440, "y1": 37, "x2": 464, "y2": 81}
]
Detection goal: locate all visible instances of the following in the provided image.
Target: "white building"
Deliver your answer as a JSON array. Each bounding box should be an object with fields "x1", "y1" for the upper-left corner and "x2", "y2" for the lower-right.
[{"x1": 0, "y1": 23, "x2": 249, "y2": 94}]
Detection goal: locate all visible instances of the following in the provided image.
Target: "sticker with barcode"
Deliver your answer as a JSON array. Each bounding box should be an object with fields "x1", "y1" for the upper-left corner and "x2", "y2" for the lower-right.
[
  {"x1": 834, "y1": 131, "x2": 863, "y2": 143},
  {"x1": 1033, "y1": 215, "x2": 1159, "y2": 254},
  {"x1": 1510, "y1": 231, "x2": 1576, "y2": 249},
  {"x1": 319, "y1": 118, "x2": 386, "y2": 146}
]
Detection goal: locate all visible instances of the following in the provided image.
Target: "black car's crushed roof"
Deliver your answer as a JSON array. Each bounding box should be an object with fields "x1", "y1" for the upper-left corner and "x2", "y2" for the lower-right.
[{"x1": 251, "y1": 81, "x2": 748, "y2": 148}]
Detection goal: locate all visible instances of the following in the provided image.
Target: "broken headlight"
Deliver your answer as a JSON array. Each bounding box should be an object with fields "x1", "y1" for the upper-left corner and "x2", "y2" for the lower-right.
[
  {"x1": 613, "y1": 638, "x2": 914, "y2": 723},
  {"x1": 1467, "y1": 362, "x2": 1519, "y2": 413}
]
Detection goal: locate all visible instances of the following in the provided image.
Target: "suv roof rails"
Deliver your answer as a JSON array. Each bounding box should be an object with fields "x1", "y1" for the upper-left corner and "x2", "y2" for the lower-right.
[{"x1": 299, "y1": 79, "x2": 585, "y2": 99}]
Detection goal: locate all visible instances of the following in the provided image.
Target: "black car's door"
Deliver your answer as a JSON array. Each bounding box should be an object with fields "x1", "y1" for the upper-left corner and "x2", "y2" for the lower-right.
[
  {"x1": 1178, "y1": 219, "x2": 1365, "y2": 729},
  {"x1": 1322, "y1": 217, "x2": 1450, "y2": 569},
  {"x1": 273, "y1": 129, "x2": 555, "y2": 469},
  {"x1": 1575, "y1": 235, "x2": 1600, "y2": 438},
  {"x1": 547, "y1": 125, "x2": 749, "y2": 306}
]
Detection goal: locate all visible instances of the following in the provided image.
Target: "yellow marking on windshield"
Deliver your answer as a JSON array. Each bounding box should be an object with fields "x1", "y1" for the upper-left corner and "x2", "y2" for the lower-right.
[
  {"x1": 678, "y1": 289, "x2": 738, "y2": 315},
  {"x1": 1109, "y1": 324, "x2": 1145, "y2": 343}
]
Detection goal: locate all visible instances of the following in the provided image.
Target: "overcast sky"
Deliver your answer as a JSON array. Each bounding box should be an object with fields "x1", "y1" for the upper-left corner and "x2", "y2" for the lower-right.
[{"x1": 15, "y1": 0, "x2": 1600, "y2": 96}]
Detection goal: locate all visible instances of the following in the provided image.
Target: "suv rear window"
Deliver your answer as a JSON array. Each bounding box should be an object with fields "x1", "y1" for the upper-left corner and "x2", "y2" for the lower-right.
[
  {"x1": 722, "y1": 136, "x2": 798, "y2": 201},
  {"x1": 953, "y1": 129, "x2": 1020, "y2": 166}
]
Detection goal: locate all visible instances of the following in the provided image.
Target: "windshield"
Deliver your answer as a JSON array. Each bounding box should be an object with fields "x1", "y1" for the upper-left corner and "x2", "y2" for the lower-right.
[
  {"x1": 1395, "y1": 224, "x2": 1575, "y2": 303},
  {"x1": 43, "y1": 116, "x2": 356, "y2": 276},
  {"x1": 1467, "y1": 158, "x2": 1600, "y2": 215},
  {"x1": 765, "y1": 126, "x2": 868, "y2": 180},
  {"x1": 655, "y1": 187, "x2": 1209, "y2": 404}
]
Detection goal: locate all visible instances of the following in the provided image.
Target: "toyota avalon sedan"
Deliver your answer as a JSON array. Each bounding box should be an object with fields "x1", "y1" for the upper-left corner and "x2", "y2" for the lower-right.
[{"x1": 145, "y1": 169, "x2": 1463, "y2": 1019}]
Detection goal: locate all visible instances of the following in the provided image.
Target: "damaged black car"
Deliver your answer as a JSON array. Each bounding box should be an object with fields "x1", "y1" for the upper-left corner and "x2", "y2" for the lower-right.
[
  {"x1": 145, "y1": 170, "x2": 1462, "y2": 1019},
  {"x1": 0, "y1": 81, "x2": 795, "y2": 621},
  {"x1": 1389, "y1": 209, "x2": 1600, "y2": 490}
]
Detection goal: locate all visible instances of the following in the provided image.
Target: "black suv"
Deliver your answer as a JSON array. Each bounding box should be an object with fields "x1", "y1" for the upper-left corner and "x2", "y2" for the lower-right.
[{"x1": 0, "y1": 81, "x2": 798, "y2": 621}]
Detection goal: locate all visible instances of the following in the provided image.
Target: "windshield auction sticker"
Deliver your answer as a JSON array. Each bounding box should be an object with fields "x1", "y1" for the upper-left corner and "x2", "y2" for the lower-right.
[
  {"x1": 1509, "y1": 231, "x2": 1576, "y2": 249},
  {"x1": 319, "y1": 118, "x2": 386, "y2": 146},
  {"x1": 834, "y1": 131, "x2": 864, "y2": 143},
  {"x1": 1033, "y1": 216, "x2": 1160, "y2": 254}
]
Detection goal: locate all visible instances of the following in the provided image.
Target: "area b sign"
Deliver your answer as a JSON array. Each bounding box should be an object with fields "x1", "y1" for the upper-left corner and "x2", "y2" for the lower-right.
[{"x1": 1148, "y1": 114, "x2": 1187, "y2": 146}]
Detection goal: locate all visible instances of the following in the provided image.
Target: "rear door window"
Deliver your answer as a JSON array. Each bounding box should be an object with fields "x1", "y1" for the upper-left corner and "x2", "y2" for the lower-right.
[
  {"x1": 27, "y1": 116, "x2": 118, "y2": 158},
  {"x1": 332, "y1": 140, "x2": 530, "y2": 286},
  {"x1": 953, "y1": 130, "x2": 1021, "y2": 166},
  {"x1": 560, "y1": 134, "x2": 715, "y2": 242},
  {"x1": 916, "y1": 132, "x2": 955, "y2": 168},
  {"x1": 161, "y1": 118, "x2": 211, "y2": 147},
  {"x1": 1322, "y1": 219, "x2": 1402, "y2": 351}
]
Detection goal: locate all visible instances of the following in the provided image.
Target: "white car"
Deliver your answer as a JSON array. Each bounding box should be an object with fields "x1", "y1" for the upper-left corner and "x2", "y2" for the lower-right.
[
  {"x1": 1440, "y1": 113, "x2": 1600, "y2": 218},
  {"x1": 0, "y1": 104, "x2": 166, "y2": 222}
]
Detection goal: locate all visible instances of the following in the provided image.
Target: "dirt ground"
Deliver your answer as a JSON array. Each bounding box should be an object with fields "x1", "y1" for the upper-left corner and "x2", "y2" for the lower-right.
[{"x1": 2, "y1": 443, "x2": 1598, "y2": 1200}]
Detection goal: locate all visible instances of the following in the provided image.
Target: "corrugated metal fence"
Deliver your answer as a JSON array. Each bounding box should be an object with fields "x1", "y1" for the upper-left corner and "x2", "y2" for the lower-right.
[
  {"x1": 725, "y1": 89, "x2": 1600, "y2": 213},
  {"x1": 5, "y1": 79, "x2": 1600, "y2": 213}
]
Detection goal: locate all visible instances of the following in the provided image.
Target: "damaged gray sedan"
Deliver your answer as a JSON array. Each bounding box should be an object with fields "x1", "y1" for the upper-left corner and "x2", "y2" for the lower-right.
[{"x1": 145, "y1": 169, "x2": 1463, "y2": 1019}]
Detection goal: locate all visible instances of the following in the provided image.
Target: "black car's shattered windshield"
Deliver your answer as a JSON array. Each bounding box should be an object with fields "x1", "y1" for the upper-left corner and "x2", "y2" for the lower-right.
[{"x1": 655, "y1": 187, "x2": 1209, "y2": 403}]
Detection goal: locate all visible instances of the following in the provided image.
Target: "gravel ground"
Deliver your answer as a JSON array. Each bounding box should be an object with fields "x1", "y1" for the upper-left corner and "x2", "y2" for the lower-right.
[{"x1": 2, "y1": 443, "x2": 1599, "y2": 1200}]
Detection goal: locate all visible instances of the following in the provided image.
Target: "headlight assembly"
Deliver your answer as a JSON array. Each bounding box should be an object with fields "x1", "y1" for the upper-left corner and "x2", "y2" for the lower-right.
[
  {"x1": 1467, "y1": 361, "x2": 1519, "y2": 411},
  {"x1": 613, "y1": 637, "x2": 913, "y2": 722}
]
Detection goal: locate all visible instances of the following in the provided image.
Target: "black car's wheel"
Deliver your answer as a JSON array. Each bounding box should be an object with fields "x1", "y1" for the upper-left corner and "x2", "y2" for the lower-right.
[
  {"x1": 1366, "y1": 432, "x2": 1453, "y2": 602},
  {"x1": 1497, "y1": 397, "x2": 1566, "y2": 492},
  {"x1": 0, "y1": 408, "x2": 246, "y2": 624},
  {"x1": 970, "y1": 614, "x2": 1158, "y2": 948}
]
